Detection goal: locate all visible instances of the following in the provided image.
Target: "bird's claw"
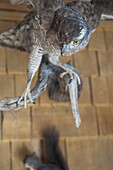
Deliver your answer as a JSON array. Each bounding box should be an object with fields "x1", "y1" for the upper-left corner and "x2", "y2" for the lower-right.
[
  {"x1": 60, "y1": 71, "x2": 73, "y2": 80},
  {"x1": 60, "y1": 70, "x2": 80, "y2": 85},
  {"x1": 18, "y1": 88, "x2": 33, "y2": 108}
]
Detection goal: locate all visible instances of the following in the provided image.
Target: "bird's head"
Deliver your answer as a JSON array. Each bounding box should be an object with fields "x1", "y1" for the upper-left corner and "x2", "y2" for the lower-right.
[{"x1": 54, "y1": 7, "x2": 90, "y2": 56}]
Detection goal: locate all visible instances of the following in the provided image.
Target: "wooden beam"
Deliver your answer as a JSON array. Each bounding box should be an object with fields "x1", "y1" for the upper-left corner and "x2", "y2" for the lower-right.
[{"x1": 0, "y1": 2, "x2": 30, "y2": 12}]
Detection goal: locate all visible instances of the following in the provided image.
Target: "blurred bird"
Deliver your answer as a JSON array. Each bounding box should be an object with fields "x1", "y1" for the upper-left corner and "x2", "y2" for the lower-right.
[
  {"x1": 23, "y1": 127, "x2": 69, "y2": 170},
  {"x1": 0, "y1": 0, "x2": 113, "y2": 108}
]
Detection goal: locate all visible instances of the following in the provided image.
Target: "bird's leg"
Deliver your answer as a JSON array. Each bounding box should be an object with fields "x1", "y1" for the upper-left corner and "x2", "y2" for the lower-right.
[
  {"x1": 48, "y1": 56, "x2": 81, "y2": 127},
  {"x1": 58, "y1": 62, "x2": 81, "y2": 84},
  {"x1": 18, "y1": 78, "x2": 33, "y2": 108},
  {"x1": 18, "y1": 47, "x2": 42, "y2": 108},
  {"x1": 49, "y1": 57, "x2": 81, "y2": 85},
  {"x1": 60, "y1": 71, "x2": 73, "y2": 80}
]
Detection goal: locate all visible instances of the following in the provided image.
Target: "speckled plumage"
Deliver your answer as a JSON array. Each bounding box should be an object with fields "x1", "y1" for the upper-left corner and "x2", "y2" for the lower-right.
[
  {"x1": 91, "y1": 0, "x2": 113, "y2": 20},
  {"x1": 0, "y1": 0, "x2": 113, "y2": 107}
]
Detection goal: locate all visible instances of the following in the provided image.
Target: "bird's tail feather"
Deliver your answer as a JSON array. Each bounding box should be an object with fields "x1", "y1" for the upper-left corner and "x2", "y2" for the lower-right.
[
  {"x1": 42, "y1": 127, "x2": 68, "y2": 170},
  {"x1": 91, "y1": 0, "x2": 113, "y2": 20}
]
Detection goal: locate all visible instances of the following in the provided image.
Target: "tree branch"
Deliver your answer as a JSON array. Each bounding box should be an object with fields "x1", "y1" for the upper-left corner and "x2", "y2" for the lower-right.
[
  {"x1": 0, "y1": 55, "x2": 82, "y2": 127},
  {"x1": 0, "y1": 56, "x2": 68, "y2": 111}
]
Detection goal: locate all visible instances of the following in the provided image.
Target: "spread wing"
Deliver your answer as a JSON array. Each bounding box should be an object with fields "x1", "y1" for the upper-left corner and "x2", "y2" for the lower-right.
[
  {"x1": 91, "y1": 0, "x2": 113, "y2": 20},
  {"x1": 0, "y1": 0, "x2": 65, "y2": 52},
  {"x1": 0, "y1": 12, "x2": 34, "y2": 52},
  {"x1": 10, "y1": 0, "x2": 37, "y2": 9},
  {"x1": 10, "y1": 0, "x2": 65, "y2": 10},
  {"x1": 10, "y1": 0, "x2": 66, "y2": 29},
  {"x1": 67, "y1": 0, "x2": 101, "y2": 34}
]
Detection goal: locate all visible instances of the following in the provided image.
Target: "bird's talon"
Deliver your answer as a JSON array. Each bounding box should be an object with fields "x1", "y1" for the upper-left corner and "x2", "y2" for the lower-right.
[
  {"x1": 60, "y1": 71, "x2": 68, "y2": 78},
  {"x1": 69, "y1": 79, "x2": 72, "y2": 84},
  {"x1": 60, "y1": 71, "x2": 74, "y2": 84},
  {"x1": 18, "y1": 88, "x2": 33, "y2": 108},
  {"x1": 16, "y1": 101, "x2": 19, "y2": 107}
]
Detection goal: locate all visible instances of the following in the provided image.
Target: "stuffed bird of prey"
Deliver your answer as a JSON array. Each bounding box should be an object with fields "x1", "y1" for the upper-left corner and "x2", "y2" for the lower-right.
[{"x1": 0, "y1": 0, "x2": 113, "y2": 109}]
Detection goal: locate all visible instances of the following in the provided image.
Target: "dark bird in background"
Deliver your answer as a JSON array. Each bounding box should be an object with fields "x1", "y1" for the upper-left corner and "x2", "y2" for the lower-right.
[
  {"x1": 0, "y1": 0, "x2": 113, "y2": 109},
  {"x1": 23, "y1": 127, "x2": 69, "y2": 170}
]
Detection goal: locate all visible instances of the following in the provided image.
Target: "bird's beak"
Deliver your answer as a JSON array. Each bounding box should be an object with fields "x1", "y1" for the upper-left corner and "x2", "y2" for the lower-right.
[{"x1": 61, "y1": 44, "x2": 67, "y2": 56}]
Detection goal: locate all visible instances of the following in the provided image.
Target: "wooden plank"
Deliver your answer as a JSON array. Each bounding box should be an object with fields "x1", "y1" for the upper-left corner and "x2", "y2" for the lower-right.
[
  {"x1": 91, "y1": 77, "x2": 110, "y2": 105},
  {"x1": 97, "y1": 106, "x2": 113, "y2": 136},
  {"x1": 98, "y1": 51, "x2": 113, "y2": 76},
  {"x1": 0, "y1": 2, "x2": 29, "y2": 12},
  {"x1": 100, "y1": 20, "x2": 113, "y2": 28},
  {"x1": 66, "y1": 137, "x2": 113, "y2": 170},
  {"x1": 32, "y1": 106, "x2": 98, "y2": 138},
  {"x1": 88, "y1": 28, "x2": 106, "y2": 51},
  {"x1": 74, "y1": 50, "x2": 98, "y2": 77},
  {"x1": 0, "y1": 47, "x2": 6, "y2": 75},
  {"x1": 0, "y1": 141, "x2": 10, "y2": 170},
  {"x1": 104, "y1": 29, "x2": 113, "y2": 52},
  {"x1": 0, "y1": 112, "x2": 1, "y2": 140},
  {"x1": 3, "y1": 108, "x2": 31, "y2": 140},
  {"x1": 0, "y1": 10, "x2": 27, "y2": 22},
  {"x1": 15, "y1": 75, "x2": 27, "y2": 96},
  {"x1": 0, "y1": 75, "x2": 14, "y2": 100},
  {"x1": 12, "y1": 141, "x2": 33, "y2": 170},
  {"x1": 79, "y1": 77, "x2": 91, "y2": 105},
  {"x1": 6, "y1": 48, "x2": 28, "y2": 75},
  {"x1": 0, "y1": 21, "x2": 16, "y2": 33},
  {"x1": 108, "y1": 77, "x2": 113, "y2": 104}
]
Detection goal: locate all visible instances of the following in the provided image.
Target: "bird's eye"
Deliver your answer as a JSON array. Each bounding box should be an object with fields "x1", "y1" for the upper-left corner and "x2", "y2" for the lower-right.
[
  {"x1": 74, "y1": 41, "x2": 79, "y2": 45},
  {"x1": 57, "y1": 36, "x2": 59, "y2": 41}
]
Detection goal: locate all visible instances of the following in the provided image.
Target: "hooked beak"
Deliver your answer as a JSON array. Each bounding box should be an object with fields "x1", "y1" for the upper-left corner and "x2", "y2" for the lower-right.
[{"x1": 61, "y1": 44, "x2": 67, "y2": 56}]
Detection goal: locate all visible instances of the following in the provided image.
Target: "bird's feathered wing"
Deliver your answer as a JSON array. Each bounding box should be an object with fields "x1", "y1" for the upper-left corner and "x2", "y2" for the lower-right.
[
  {"x1": 10, "y1": 0, "x2": 66, "y2": 29},
  {"x1": 10, "y1": 0, "x2": 37, "y2": 9},
  {"x1": 2, "y1": 0, "x2": 113, "y2": 52},
  {"x1": 0, "y1": 0, "x2": 65, "y2": 51},
  {"x1": 10, "y1": 0, "x2": 65, "y2": 10},
  {"x1": 91, "y1": 0, "x2": 113, "y2": 20},
  {"x1": 0, "y1": 12, "x2": 34, "y2": 52},
  {"x1": 67, "y1": 1, "x2": 101, "y2": 34}
]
